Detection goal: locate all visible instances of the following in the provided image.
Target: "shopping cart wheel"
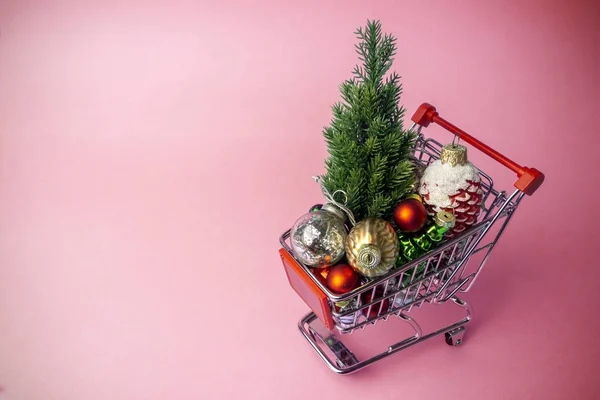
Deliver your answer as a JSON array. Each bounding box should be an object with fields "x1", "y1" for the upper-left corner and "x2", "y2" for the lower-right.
[{"x1": 444, "y1": 326, "x2": 465, "y2": 346}]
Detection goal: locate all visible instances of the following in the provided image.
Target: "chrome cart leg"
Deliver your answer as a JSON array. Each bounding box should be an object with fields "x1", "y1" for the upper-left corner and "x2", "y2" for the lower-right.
[
  {"x1": 298, "y1": 312, "x2": 360, "y2": 374},
  {"x1": 297, "y1": 295, "x2": 474, "y2": 374},
  {"x1": 388, "y1": 313, "x2": 422, "y2": 352},
  {"x1": 441, "y1": 297, "x2": 471, "y2": 346},
  {"x1": 307, "y1": 321, "x2": 359, "y2": 369}
]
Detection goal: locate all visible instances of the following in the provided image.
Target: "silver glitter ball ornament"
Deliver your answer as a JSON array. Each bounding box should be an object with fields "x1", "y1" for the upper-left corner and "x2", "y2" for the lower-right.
[{"x1": 290, "y1": 203, "x2": 347, "y2": 268}]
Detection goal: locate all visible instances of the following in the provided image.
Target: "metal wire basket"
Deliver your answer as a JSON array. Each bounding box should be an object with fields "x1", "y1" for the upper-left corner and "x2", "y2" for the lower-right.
[{"x1": 278, "y1": 103, "x2": 544, "y2": 374}]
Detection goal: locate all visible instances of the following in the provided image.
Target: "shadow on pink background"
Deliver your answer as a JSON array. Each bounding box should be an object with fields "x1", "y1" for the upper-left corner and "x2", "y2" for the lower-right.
[{"x1": 0, "y1": 1, "x2": 598, "y2": 399}]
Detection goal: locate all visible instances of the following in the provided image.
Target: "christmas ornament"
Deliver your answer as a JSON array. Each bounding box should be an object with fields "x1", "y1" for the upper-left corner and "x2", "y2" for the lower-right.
[
  {"x1": 397, "y1": 211, "x2": 456, "y2": 263},
  {"x1": 419, "y1": 143, "x2": 483, "y2": 238},
  {"x1": 396, "y1": 211, "x2": 456, "y2": 286},
  {"x1": 393, "y1": 195, "x2": 428, "y2": 232},
  {"x1": 290, "y1": 203, "x2": 348, "y2": 268},
  {"x1": 346, "y1": 218, "x2": 399, "y2": 278},
  {"x1": 326, "y1": 264, "x2": 360, "y2": 294},
  {"x1": 361, "y1": 287, "x2": 391, "y2": 319},
  {"x1": 412, "y1": 211, "x2": 456, "y2": 254},
  {"x1": 397, "y1": 235, "x2": 420, "y2": 262}
]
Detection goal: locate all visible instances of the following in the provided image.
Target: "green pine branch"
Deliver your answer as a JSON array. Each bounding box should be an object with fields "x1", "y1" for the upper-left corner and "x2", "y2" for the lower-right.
[{"x1": 321, "y1": 20, "x2": 416, "y2": 222}]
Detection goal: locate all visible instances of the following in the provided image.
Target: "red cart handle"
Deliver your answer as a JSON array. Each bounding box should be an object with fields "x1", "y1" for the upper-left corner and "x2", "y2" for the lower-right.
[{"x1": 411, "y1": 103, "x2": 544, "y2": 196}]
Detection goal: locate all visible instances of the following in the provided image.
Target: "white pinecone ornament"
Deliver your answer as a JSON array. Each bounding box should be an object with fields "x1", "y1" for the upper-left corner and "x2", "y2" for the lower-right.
[{"x1": 419, "y1": 144, "x2": 483, "y2": 238}]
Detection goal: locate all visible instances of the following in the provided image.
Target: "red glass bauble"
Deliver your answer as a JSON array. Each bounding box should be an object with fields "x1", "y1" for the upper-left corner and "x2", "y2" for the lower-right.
[
  {"x1": 325, "y1": 264, "x2": 360, "y2": 294},
  {"x1": 393, "y1": 198, "x2": 427, "y2": 232},
  {"x1": 360, "y1": 287, "x2": 390, "y2": 319}
]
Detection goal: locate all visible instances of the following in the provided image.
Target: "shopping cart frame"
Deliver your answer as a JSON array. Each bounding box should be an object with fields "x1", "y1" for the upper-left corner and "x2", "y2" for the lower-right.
[{"x1": 278, "y1": 103, "x2": 544, "y2": 374}]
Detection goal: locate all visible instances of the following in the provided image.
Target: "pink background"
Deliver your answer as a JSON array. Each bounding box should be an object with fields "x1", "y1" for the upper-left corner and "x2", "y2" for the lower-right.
[{"x1": 1, "y1": 1, "x2": 599, "y2": 399}]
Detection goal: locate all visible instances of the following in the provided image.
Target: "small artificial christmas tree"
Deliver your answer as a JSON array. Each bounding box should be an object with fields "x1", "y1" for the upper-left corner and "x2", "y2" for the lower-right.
[{"x1": 321, "y1": 20, "x2": 416, "y2": 222}]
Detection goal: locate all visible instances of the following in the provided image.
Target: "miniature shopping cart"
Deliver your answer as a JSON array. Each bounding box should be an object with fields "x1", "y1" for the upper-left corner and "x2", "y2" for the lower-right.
[{"x1": 278, "y1": 103, "x2": 544, "y2": 374}]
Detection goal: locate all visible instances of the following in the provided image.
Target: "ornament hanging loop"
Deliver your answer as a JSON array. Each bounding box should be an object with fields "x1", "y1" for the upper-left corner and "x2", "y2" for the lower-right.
[
  {"x1": 452, "y1": 130, "x2": 461, "y2": 146},
  {"x1": 331, "y1": 190, "x2": 348, "y2": 206},
  {"x1": 313, "y1": 176, "x2": 357, "y2": 226}
]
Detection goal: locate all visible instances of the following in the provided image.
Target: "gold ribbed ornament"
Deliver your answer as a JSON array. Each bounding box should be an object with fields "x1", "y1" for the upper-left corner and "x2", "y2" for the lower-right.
[
  {"x1": 345, "y1": 218, "x2": 399, "y2": 278},
  {"x1": 440, "y1": 144, "x2": 468, "y2": 166}
]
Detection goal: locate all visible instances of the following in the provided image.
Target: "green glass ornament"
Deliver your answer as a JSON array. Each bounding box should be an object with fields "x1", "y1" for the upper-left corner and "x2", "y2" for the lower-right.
[
  {"x1": 412, "y1": 211, "x2": 456, "y2": 253},
  {"x1": 396, "y1": 211, "x2": 456, "y2": 286},
  {"x1": 398, "y1": 235, "x2": 420, "y2": 261},
  {"x1": 428, "y1": 211, "x2": 455, "y2": 242}
]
